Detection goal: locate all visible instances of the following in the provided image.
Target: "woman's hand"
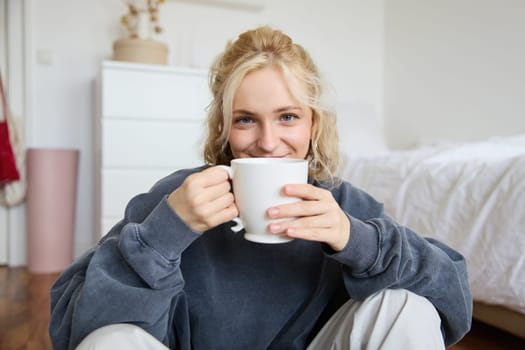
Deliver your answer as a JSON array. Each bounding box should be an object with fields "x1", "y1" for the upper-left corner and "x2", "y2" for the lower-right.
[
  {"x1": 267, "y1": 184, "x2": 350, "y2": 251},
  {"x1": 168, "y1": 167, "x2": 238, "y2": 233}
]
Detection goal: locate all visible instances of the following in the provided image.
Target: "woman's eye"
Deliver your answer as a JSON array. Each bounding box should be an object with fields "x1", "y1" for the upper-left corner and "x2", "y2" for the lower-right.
[
  {"x1": 280, "y1": 114, "x2": 298, "y2": 122},
  {"x1": 234, "y1": 116, "x2": 254, "y2": 124}
]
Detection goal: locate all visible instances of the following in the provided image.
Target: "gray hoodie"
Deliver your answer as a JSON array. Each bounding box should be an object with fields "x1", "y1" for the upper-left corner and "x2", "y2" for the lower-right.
[{"x1": 49, "y1": 166, "x2": 472, "y2": 350}]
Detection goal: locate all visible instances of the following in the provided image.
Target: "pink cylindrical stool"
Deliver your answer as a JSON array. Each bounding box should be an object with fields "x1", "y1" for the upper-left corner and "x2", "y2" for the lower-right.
[{"x1": 26, "y1": 148, "x2": 79, "y2": 274}]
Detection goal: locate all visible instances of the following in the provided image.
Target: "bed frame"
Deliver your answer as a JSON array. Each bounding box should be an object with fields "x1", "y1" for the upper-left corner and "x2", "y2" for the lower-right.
[{"x1": 473, "y1": 301, "x2": 525, "y2": 339}]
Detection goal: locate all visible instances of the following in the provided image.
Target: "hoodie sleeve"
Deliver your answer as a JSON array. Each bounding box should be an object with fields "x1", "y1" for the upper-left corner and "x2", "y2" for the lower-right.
[
  {"x1": 324, "y1": 180, "x2": 472, "y2": 347},
  {"x1": 49, "y1": 168, "x2": 202, "y2": 350}
]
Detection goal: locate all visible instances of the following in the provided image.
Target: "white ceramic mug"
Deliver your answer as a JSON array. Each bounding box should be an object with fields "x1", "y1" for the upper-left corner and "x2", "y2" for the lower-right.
[{"x1": 219, "y1": 158, "x2": 308, "y2": 244}]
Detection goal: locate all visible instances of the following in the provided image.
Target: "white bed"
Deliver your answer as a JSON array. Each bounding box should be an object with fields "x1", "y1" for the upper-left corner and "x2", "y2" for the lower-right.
[{"x1": 339, "y1": 134, "x2": 525, "y2": 337}]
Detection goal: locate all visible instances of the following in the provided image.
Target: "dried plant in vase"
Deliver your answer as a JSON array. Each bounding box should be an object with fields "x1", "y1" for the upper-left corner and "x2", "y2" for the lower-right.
[
  {"x1": 113, "y1": 0, "x2": 169, "y2": 65},
  {"x1": 120, "y1": 0, "x2": 166, "y2": 39}
]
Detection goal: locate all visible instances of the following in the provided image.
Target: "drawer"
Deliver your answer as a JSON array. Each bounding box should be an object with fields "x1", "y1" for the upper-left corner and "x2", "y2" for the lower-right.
[
  {"x1": 102, "y1": 67, "x2": 211, "y2": 120},
  {"x1": 102, "y1": 119, "x2": 204, "y2": 168},
  {"x1": 101, "y1": 168, "x2": 172, "y2": 218}
]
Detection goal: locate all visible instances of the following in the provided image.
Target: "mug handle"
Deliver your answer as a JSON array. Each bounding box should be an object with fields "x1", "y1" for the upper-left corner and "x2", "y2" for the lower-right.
[{"x1": 216, "y1": 165, "x2": 244, "y2": 233}]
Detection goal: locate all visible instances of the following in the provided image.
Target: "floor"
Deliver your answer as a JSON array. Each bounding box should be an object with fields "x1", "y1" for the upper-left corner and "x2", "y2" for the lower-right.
[
  {"x1": 0, "y1": 267, "x2": 55, "y2": 350},
  {"x1": 1, "y1": 266, "x2": 524, "y2": 349}
]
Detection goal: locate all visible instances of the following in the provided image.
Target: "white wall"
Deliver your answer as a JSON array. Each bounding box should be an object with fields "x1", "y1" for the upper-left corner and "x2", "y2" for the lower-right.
[
  {"x1": 26, "y1": 0, "x2": 384, "y2": 258},
  {"x1": 1, "y1": 0, "x2": 29, "y2": 266},
  {"x1": 384, "y1": 0, "x2": 525, "y2": 148}
]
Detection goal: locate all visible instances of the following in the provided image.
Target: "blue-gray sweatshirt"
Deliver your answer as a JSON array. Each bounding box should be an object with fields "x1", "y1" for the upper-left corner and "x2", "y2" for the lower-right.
[{"x1": 49, "y1": 166, "x2": 472, "y2": 350}]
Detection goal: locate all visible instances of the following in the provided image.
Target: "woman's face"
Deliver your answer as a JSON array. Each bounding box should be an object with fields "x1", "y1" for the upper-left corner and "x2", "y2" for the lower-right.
[{"x1": 228, "y1": 67, "x2": 313, "y2": 159}]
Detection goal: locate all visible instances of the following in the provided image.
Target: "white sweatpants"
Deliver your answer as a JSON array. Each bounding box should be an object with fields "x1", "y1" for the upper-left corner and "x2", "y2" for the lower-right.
[
  {"x1": 76, "y1": 289, "x2": 445, "y2": 350},
  {"x1": 306, "y1": 289, "x2": 445, "y2": 350}
]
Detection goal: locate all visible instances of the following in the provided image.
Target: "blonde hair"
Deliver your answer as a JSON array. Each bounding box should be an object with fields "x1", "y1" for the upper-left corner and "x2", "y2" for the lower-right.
[{"x1": 204, "y1": 26, "x2": 339, "y2": 182}]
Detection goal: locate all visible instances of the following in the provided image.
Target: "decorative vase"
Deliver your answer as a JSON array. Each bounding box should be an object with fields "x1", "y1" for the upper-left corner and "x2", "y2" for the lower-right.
[
  {"x1": 26, "y1": 148, "x2": 79, "y2": 274},
  {"x1": 113, "y1": 38, "x2": 168, "y2": 65}
]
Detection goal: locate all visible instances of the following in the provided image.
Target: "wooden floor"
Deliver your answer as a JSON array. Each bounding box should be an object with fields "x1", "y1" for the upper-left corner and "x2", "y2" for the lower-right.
[
  {"x1": 0, "y1": 267, "x2": 56, "y2": 350},
  {"x1": 0, "y1": 266, "x2": 524, "y2": 350}
]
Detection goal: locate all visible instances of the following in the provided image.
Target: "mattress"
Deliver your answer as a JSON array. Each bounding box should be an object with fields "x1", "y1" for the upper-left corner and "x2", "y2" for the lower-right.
[{"x1": 340, "y1": 134, "x2": 525, "y2": 314}]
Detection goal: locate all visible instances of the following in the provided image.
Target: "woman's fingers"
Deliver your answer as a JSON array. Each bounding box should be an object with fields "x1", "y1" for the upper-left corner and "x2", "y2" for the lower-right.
[
  {"x1": 168, "y1": 166, "x2": 237, "y2": 232},
  {"x1": 190, "y1": 180, "x2": 231, "y2": 207},
  {"x1": 268, "y1": 212, "x2": 333, "y2": 233},
  {"x1": 184, "y1": 167, "x2": 229, "y2": 194},
  {"x1": 193, "y1": 191, "x2": 236, "y2": 221},
  {"x1": 196, "y1": 196, "x2": 238, "y2": 230},
  {"x1": 270, "y1": 212, "x2": 350, "y2": 251},
  {"x1": 268, "y1": 184, "x2": 333, "y2": 219},
  {"x1": 267, "y1": 183, "x2": 350, "y2": 251},
  {"x1": 282, "y1": 183, "x2": 330, "y2": 200}
]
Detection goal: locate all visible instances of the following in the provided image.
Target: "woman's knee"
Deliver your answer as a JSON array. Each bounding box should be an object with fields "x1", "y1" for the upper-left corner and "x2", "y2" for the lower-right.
[
  {"x1": 308, "y1": 289, "x2": 445, "y2": 350},
  {"x1": 353, "y1": 289, "x2": 445, "y2": 349},
  {"x1": 377, "y1": 289, "x2": 441, "y2": 325}
]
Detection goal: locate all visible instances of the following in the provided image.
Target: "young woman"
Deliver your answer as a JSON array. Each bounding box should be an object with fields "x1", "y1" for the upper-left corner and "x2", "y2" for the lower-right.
[{"x1": 50, "y1": 26, "x2": 472, "y2": 350}]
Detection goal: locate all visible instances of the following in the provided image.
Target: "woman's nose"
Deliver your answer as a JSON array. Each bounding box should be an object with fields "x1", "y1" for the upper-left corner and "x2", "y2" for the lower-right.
[{"x1": 257, "y1": 124, "x2": 279, "y2": 152}]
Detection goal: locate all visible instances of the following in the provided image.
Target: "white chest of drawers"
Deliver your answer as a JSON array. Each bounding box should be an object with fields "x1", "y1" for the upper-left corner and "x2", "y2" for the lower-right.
[{"x1": 96, "y1": 61, "x2": 210, "y2": 236}]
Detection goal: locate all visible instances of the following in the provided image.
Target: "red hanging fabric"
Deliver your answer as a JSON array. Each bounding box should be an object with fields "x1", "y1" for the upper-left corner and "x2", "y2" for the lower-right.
[{"x1": 0, "y1": 70, "x2": 21, "y2": 185}]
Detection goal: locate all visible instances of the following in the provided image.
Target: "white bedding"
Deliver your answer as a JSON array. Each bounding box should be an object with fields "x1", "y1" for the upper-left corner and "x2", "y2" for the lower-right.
[{"x1": 340, "y1": 134, "x2": 525, "y2": 314}]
